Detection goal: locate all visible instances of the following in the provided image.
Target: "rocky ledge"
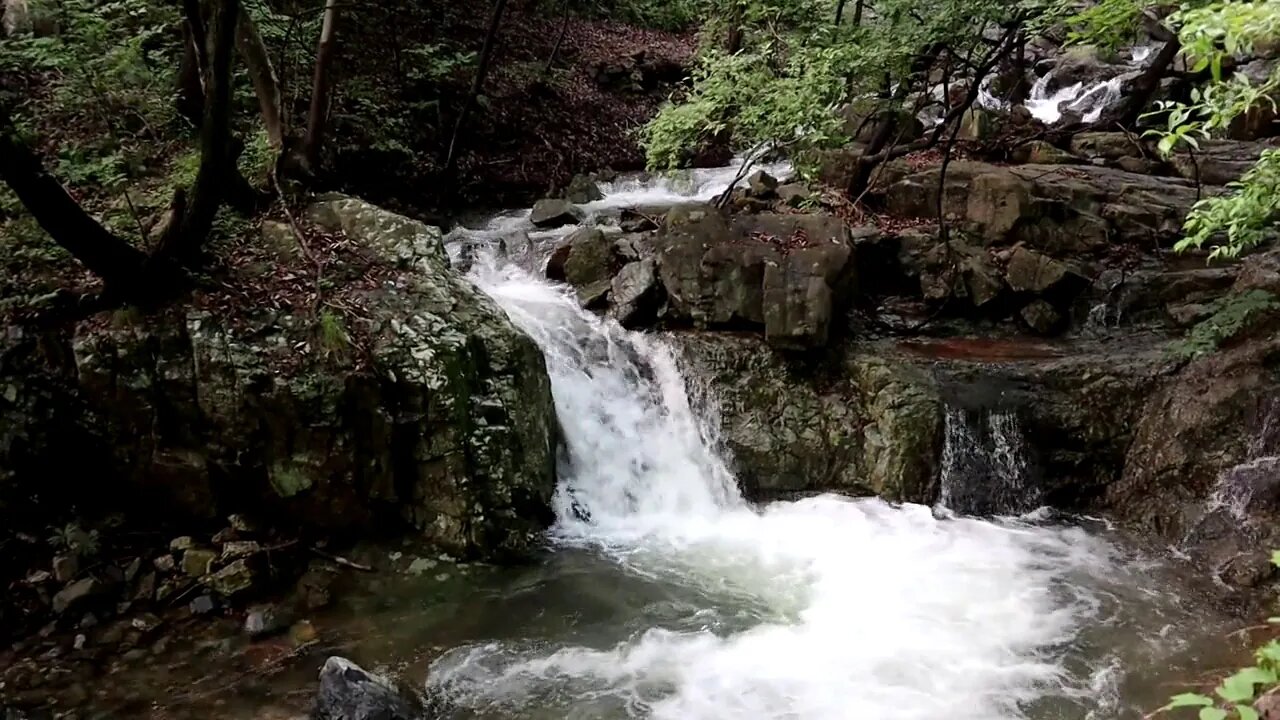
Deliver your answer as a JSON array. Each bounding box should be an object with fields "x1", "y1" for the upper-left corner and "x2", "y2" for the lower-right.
[{"x1": 2, "y1": 196, "x2": 558, "y2": 562}]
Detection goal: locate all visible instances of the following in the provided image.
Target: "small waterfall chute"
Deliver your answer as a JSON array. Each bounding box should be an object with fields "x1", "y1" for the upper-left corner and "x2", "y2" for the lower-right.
[{"x1": 939, "y1": 405, "x2": 1039, "y2": 516}]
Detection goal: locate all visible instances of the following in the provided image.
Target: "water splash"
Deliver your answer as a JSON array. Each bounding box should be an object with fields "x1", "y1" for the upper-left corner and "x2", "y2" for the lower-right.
[{"x1": 1025, "y1": 72, "x2": 1125, "y2": 125}]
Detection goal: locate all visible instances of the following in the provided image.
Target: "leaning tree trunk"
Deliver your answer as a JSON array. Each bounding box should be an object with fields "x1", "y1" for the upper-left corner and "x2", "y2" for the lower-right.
[
  {"x1": 0, "y1": 110, "x2": 151, "y2": 291},
  {"x1": 237, "y1": 9, "x2": 284, "y2": 150},
  {"x1": 443, "y1": 0, "x2": 509, "y2": 180},
  {"x1": 303, "y1": 0, "x2": 339, "y2": 170},
  {"x1": 163, "y1": 0, "x2": 240, "y2": 263}
]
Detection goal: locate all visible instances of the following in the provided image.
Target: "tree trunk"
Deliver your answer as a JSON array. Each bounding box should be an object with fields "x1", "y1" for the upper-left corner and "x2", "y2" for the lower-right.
[
  {"x1": 852, "y1": 0, "x2": 864, "y2": 26},
  {"x1": 304, "y1": 0, "x2": 340, "y2": 170},
  {"x1": 443, "y1": 0, "x2": 509, "y2": 179},
  {"x1": 164, "y1": 0, "x2": 240, "y2": 263},
  {"x1": 0, "y1": 110, "x2": 150, "y2": 291},
  {"x1": 176, "y1": 22, "x2": 205, "y2": 126},
  {"x1": 834, "y1": 0, "x2": 846, "y2": 25},
  {"x1": 237, "y1": 8, "x2": 285, "y2": 149},
  {"x1": 542, "y1": 0, "x2": 571, "y2": 76},
  {"x1": 725, "y1": 1, "x2": 744, "y2": 53}
]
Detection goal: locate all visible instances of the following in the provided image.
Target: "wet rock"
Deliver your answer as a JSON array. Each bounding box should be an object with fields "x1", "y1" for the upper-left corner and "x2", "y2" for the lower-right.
[
  {"x1": 1169, "y1": 139, "x2": 1273, "y2": 186},
  {"x1": 212, "y1": 526, "x2": 239, "y2": 544},
  {"x1": 564, "y1": 174, "x2": 603, "y2": 204},
  {"x1": 228, "y1": 514, "x2": 254, "y2": 532},
  {"x1": 776, "y1": 183, "x2": 811, "y2": 208},
  {"x1": 52, "y1": 578, "x2": 101, "y2": 615},
  {"x1": 608, "y1": 259, "x2": 661, "y2": 328},
  {"x1": 529, "y1": 198, "x2": 582, "y2": 228},
  {"x1": 152, "y1": 555, "x2": 175, "y2": 573},
  {"x1": 1010, "y1": 141, "x2": 1078, "y2": 165},
  {"x1": 169, "y1": 536, "x2": 195, "y2": 553},
  {"x1": 619, "y1": 208, "x2": 659, "y2": 233},
  {"x1": 1020, "y1": 300, "x2": 1062, "y2": 334},
  {"x1": 314, "y1": 656, "x2": 424, "y2": 720},
  {"x1": 1004, "y1": 246, "x2": 1074, "y2": 294},
  {"x1": 674, "y1": 334, "x2": 941, "y2": 501},
  {"x1": 296, "y1": 566, "x2": 337, "y2": 610},
  {"x1": 878, "y1": 160, "x2": 1200, "y2": 255},
  {"x1": 290, "y1": 620, "x2": 318, "y2": 645},
  {"x1": 747, "y1": 170, "x2": 778, "y2": 199},
  {"x1": 657, "y1": 211, "x2": 854, "y2": 334},
  {"x1": 181, "y1": 548, "x2": 217, "y2": 578},
  {"x1": 122, "y1": 557, "x2": 142, "y2": 583},
  {"x1": 244, "y1": 604, "x2": 291, "y2": 639},
  {"x1": 220, "y1": 540, "x2": 261, "y2": 562},
  {"x1": 204, "y1": 559, "x2": 256, "y2": 597},
  {"x1": 1111, "y1": 334, "x2": 1280, "y2": 590},
  {"x1": 763, "y1": 243, "x2": 853, "y2": 349},
  {"x1": 553, "y1": 227, "x2": 621, "y2": 307},
  {"x1": 46, "y1": 195, "x2": 558, "y2": 561},
  {"x1": 52, "y1": 555, "x2": 78, "y2": 584},
  {"x1": 189, "y1": 595, "x2": 216, "y2": 615},
  {"x1": 133, "y1": 571, "x2": 156, "y2": 602}
]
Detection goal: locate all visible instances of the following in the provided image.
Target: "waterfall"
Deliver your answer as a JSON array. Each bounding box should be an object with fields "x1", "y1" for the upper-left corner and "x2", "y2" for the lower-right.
[
  {"x1": 427, "y1": 169, "x2": 1182, "y2": 720},
  {"x1": 1025, "y1": 72, "x2": 1125, "y2": 125},
  {"x1": 939, "y1": 406, "x2": 1039, "y2": 516}
]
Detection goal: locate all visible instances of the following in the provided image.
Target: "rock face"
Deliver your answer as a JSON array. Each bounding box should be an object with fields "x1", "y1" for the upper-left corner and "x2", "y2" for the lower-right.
[
  {"x1": 655, "y1": 209, "x2": 858, "y2": 348},
  {"x1": 14, "y1": 196, "x2": 558, "y2": 560},
  {"x1": 878, "y1": 160, "x2": 1202, "y2": 255},
  {"x1": 1110, "y1": 335, "x2": 1280, "y2": 590},
  {"x1": 675, "y1": 333, "x2": 942, "y2": 501}
]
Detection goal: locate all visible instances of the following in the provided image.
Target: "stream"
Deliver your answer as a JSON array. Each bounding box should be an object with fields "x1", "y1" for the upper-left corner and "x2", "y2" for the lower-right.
[{"x1": 378, "y1": 165, "x2": 1240, "y2": 719}]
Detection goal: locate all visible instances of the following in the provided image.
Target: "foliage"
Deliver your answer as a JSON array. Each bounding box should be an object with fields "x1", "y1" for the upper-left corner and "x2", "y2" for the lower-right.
[
  {"x1": 1171, "y1": 290, "x2": 1280, "y2": 360},
  {"x1": 1061, "y1": 0, "x2": 1145, "y2": 50},
  {"x1": 568, "y1": 0, "x2": 706, "y2": 30},
  {"x1": 1141, "y1": 0, "x2": 1280, "y2": 260},
  {"x1": 642, "y1": 0, "x2": 1063, "y2": 175},
  {"x1": 46, "y1": 523, "x2": 100, "y2": 559},
  {"x1": 1160, "y1": 553, "x2": 1280, "y2": 720}
]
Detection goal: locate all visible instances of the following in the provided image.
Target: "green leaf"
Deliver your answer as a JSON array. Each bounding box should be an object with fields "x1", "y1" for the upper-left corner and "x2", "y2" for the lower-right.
[
  {"x1": 1199, "y1": 707, "x2": 1227, "y2": 720},
  {"x1": 1166, "y1": 693, "x2": 1216, "y2": 709},
  {"x1": 1237, "y1": 705, "x2": 1260, "y2": 720}
]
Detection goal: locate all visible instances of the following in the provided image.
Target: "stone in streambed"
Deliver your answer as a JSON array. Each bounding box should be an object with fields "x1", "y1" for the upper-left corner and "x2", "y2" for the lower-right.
[
  {"x1": 314, "y1": 656, "x2": 426, "y2": 720},
  {"x1": 530, "y1": 199, "x2": 583, "y2": 228}
]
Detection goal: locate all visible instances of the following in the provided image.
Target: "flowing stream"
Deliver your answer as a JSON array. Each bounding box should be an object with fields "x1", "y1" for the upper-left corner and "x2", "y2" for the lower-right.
[{"x1": 403, "y1": 167, "x2": 1239, "y2": 719}]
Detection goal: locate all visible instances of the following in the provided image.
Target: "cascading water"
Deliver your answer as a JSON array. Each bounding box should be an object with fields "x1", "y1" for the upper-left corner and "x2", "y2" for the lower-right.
[
  {"x1": 939, "y1": 406, "x2": 1039, "y2": 516},
  {"x1": 422, "y1": 164, "x2": 1230, "y2": 720},
  {"x1": 1025, "y1": 72, "x2": 1125, "y2": 125}
]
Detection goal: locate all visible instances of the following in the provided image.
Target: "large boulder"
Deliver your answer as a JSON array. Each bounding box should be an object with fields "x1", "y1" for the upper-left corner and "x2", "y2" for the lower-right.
[
  {"x1": 53, "y1": 195, "x2": 557, "y2": 560},
  {"x1": 546, "y1": 227, "x2": 621, "y2": 307},
  {"x1": 655, "y1": 209, "x2": 856, "y2": 347},
  {"x1": 878, "y1": 160, "x2": 1202, "y2": 255},
  {"x1": 530, "y1": 199, "x2": 582, "y2": 228},
  {"x1": 674, "y1": 334, "x2": 942, "y2": 501}
]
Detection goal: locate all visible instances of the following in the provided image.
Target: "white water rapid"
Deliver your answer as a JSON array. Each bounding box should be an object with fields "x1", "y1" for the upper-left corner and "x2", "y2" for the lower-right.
[{"x1": 426, "y1": 166, "x2": 1224, "y2": 719}]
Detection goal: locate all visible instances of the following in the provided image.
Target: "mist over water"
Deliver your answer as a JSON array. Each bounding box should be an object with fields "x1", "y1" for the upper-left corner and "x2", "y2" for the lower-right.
[{"x1": 430, "y1": 165, "x2": 1228, "y2": 719}]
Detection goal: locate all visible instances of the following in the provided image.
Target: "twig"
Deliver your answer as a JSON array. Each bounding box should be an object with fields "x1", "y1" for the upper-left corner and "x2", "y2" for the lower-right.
[{"x1": 310, "y1": 547, "x2": 373, "y2": 572}]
